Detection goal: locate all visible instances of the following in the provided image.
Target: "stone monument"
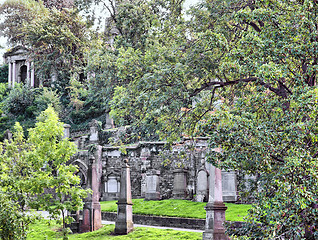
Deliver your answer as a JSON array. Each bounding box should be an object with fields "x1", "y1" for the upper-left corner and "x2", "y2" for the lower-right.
[
  {"x1": 172, "y1": 168, "x2": 188, "y2": 199},
  {"x1": 203, "y1": 163, "x2": 229, "y2": 240},
  {"x1": 222, "y1": 170, "x2": 237, "y2": 202},
  {"x1": 115, "y1": 159, "x2": 134, "y2": 235},
  {"x1": 79, "y1": 154, "x2": 102, "y2": 232},
  {"x1": 145, "y1": 170, "x2": 161, "y2": 200},
  {"x1": 196, "y1": 167, "x2": 209, "y2": 202}
]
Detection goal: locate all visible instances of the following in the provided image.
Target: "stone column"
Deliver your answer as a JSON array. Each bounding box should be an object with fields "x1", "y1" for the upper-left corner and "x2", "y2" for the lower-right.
[
  {"x1": 12, "y1": 61, "x2": 16, "y2": 88},
  {"x1": 115, "y1": 159, "x2": 134, "y2": 235},
  {"x1": 202, "y1": 164, "x2": 229, "y2": 240},
  {"x1": 80, "y1": 154, "x2": 102, "y2": 233},
  {"x1": 26, "y1": 61, "x2": 30, "y2": 87},
  {"x1": 145, "y1": 170, "x2": 160, "y2": 201},
  {"x1": 8, "y1": 61, "x2": 12, "y2": 88},
  {"x1": 31, "y1": 62, "x2": 35, "y2": 87}
]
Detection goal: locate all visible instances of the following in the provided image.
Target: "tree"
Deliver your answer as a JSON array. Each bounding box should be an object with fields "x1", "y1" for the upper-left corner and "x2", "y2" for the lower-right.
[
  {"x1": 108, "y1": 0, "x2": 318, "y2": 238},
  {"x1": 24, "y1": 7, "x2": 90, "y2": 90},
  {"x1": 0, "y1": 106, "x2": 90, "y2": 239},
  {"x1": 0, "y1": 0, "x2": 48, "y2": 45}
]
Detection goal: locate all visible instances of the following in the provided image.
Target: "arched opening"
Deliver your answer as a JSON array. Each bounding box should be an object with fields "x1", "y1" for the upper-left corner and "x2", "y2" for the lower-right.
[{"x1": 20, "y1": 65, "x2": 27, "y2": 84}]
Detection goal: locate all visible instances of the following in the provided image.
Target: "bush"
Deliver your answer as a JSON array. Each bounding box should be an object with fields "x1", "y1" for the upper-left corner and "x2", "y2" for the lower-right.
[
  {"x1": 0, "y1": 64, "x2": 8, "y2": 83},
  {"x1": 34, "y1": 87, "x2": 61, "y2": 115},
  {"x1": 2, "y1": 84, "x2": 35, "y2": 117},
  {"x1": 0, "y1": 191, "x2": 32, "y2": 240},
  {"x1": 2, "y1": 86, "x2": 61, "y2": 118}
]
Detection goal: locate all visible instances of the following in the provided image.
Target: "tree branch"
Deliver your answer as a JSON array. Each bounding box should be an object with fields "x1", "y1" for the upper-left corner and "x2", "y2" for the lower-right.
[{"x1": 189, "y1": 77, "x2": 258, "y2": 97}]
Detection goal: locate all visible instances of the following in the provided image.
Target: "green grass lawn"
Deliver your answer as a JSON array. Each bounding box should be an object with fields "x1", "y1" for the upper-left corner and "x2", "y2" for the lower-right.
[
  {"x1": 27, "y1": 221, "x2": 202, "y2": 240},
  {"x1": 100, "y1": 199, "x2": 251, "y2": 222}
]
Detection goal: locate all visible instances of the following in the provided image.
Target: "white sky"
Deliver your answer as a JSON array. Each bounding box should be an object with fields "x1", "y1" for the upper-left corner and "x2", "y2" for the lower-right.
[{"x1": 0, "y1": 0, "x2": 199, "y2": 64}]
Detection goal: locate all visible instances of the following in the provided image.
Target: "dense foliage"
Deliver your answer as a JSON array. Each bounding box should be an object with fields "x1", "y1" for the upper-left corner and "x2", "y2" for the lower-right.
[
  {"x1": 106, "y1": 0, "x2": 318, "y2": 238},
  {"x1": 1, "y1": 0, "x2": 318, "y2": 238},
  {"x1": 0, "y1": 107, "x2": 90, "y2": 239},
  {"x1": 0, "y1": 64, "x2": 8, "y2": 83}
]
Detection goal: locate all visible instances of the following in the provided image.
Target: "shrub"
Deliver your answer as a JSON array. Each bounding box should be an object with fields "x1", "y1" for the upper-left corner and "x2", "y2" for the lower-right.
[
  {"x1": 2, "y1": 84, "x2": 35, "y2": 116},
  {"x1": 34, "y1": 87, "x2": 61, "y2": 115},
  {"x1": 0, "y1": 64, "x2": 8, "y2": 83}
]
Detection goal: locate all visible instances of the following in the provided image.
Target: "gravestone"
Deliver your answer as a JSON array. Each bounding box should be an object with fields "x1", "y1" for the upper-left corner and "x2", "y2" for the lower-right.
[
  {"x1": 196, "y1": 168, "x2": 209, "y2": 202},
  {"x1": 63, "y1": 124, "x2": 71, "y2": 139},
  {"x1": 105, "y1": 112, "x2": 115, "y2": 129},
  {"x1": 145, "y1": 170, "x2": 160, "y2": 201},
  {"x1": 115, "y1": 159, "x2": 134, "y2": 235},
  {"x1": 222, "y1": 170, "x2": 237, "y2": 202},
  {"x1": 102, "y1": 172, "x2": 120, "y2": 201},
  {"x1": 89, "y1": 120, "x2": 99, "y2": 143},
  {"x1": 173, "y1": 168, "x2": 188, "y2": 199}
]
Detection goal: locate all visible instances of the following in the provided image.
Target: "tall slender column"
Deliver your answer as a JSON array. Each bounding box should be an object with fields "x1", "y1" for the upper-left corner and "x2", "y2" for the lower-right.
[
  {"x1": 12, "y1": 61, "x2": 16, "y2": 88},
  {"x1": 202, "y1": 163, "x2": 229, "y2": 240},
  {"x1": 79, "y1": 153, "x2": 102, "y2": 233},
  {"x1": 115, "y1": 159, "x2": 134, "y2": 235},
  {"x1": 8, "y1": 61, "x2": 12, "y2": 88},
  {"x1": 31, "y1": 62, "x2": 35, "y2": 87},
  {"x1": 26, "y1": 61, "x2": 31, "y2": 87}
]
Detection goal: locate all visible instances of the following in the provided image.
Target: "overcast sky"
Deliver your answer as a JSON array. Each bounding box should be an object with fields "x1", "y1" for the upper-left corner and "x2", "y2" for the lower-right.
[{"x1": 0, "y1": 0, "x2": 199, "y2": 64}]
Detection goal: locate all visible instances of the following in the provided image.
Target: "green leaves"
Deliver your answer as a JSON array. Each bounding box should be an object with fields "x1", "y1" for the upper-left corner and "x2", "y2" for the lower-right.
[
  {"x1": 0, "y1": 106, "x2": 90, "y2": 238},
  {"x1": 208, "y1": 87, "x2": 318, "y2": 238}
]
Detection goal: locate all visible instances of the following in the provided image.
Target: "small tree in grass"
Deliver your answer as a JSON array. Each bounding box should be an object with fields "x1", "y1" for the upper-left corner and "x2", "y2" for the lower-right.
[{"x1": 0, "y1": 106, "x2": 90, "y2": 240}]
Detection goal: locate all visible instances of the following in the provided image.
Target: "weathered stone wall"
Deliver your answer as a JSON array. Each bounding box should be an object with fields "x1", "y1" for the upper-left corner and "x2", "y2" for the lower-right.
[{"x1": 70, "y1": 121, "x2": 238, "y2": 203}]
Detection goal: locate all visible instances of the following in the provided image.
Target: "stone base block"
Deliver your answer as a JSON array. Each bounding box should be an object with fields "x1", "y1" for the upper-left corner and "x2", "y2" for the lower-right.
[
  {"x1": 115, "y1": 203, "x2": 134, "y2": 235},
  {"x1": 145, "y1": 192, "x2": 160, "y2": 201},
  {"x1": 203, "y1": 202, "x2": 229, "y2": 240}
]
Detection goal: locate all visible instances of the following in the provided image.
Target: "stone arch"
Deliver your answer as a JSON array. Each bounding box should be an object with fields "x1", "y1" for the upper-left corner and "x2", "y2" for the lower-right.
[
  {"x1": 20, "y1": 65, "x2": 27, "y2": 84},
  {"x1": 71, "y1": 159, "x2": 88, "y2": 186}
]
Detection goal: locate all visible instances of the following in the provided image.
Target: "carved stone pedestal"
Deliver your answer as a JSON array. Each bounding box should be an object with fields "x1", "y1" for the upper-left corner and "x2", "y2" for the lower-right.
[{"x1": 202, "y1": 202, "x2": 228, "y2": 240}]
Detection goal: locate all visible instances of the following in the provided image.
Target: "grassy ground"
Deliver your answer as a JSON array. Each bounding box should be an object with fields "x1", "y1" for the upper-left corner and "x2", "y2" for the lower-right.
[
  {"x1": 100, "y1": 199, "x2": 251, "y2": 222},
  {"x1": 27, "y1": 221, "x2": 202, "y2": 240}
]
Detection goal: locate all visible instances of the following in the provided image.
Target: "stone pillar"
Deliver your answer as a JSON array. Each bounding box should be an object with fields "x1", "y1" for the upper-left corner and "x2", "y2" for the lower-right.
[
  {"x1": 202, "y1": 164, "x2": 229, "y2": 240},
  {"x1": 173, "y1": 168, "x2": 188, "y2": 199},
  {"x1": 63, "y1": 124, "x2": 71, "y2": 139},
  {"x1": 8, "y1": 61, "x2": 12, "y2": 88},
  {"x1": 31, "y1": 62, "x2": 35, "y2": 87},
  {"x1": 80, "y1": 154, "x2": 102, "y2": 233},
  {"x1": 26, "y1": 61, "x2": 30, "y2": 86},
  {"x1": 115, "y1": 159, "x2": 134, "y2": 235},
  {"x1": 12, "y1": 61, "x2": 16, "y2": 88},
  {"x1": 145, "y1": 170, "x2": 160, "y2": 201}
]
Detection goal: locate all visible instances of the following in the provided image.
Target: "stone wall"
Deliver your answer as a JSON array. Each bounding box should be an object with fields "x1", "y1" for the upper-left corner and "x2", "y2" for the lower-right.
[{"x1": 69, "y1": 120, "x2": 238, "y2": 203}]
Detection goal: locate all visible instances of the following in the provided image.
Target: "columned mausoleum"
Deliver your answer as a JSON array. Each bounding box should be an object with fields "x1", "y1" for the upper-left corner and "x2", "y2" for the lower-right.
[{"x1": 3, "y1": 46, "x2": 39, "y2": 88}]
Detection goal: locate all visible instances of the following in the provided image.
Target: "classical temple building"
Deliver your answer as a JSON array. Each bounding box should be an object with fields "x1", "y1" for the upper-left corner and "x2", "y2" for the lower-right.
[{"x1": 3, "y1": 46, "x2": 39, "y2": 88}]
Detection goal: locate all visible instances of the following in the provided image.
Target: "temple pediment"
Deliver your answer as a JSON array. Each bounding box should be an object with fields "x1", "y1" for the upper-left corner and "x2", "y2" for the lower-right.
[{"x1": 3, "y1": 45, "x2": 38, "y2": 88}]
